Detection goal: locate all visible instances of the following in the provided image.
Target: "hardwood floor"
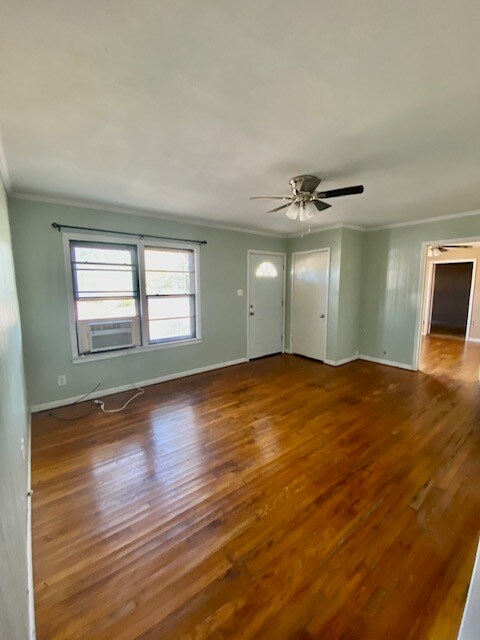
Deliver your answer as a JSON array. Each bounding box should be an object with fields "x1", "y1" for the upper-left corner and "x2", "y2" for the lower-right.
[
  {"x1": 32, "y1": 351, "x2": 480, "y2": 639},
  {"x1": 420, "y1": 334, "x2": 480, "y2": 383}
]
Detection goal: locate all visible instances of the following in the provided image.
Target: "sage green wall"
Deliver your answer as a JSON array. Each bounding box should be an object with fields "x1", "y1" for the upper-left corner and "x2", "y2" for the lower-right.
[
  {"x1": 337, "y1": 228, "x2": 364, "y2": 361},
  {"x1": 0, "y1": 183, "x2": 30, "y2": 639},
  {"x1": 8, "y1": 197, "x2": 286, "y2": 407},
  {"x1": 359, "y1": 212, "x2": 480, "y2": 366},
  {"x1": 9, "y1": 192, "x2": 480, "y2": 409}
]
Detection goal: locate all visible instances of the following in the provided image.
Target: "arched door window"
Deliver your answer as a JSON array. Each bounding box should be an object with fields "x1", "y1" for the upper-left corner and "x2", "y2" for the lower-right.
[{"x1": 255, "y1": 261, "x2": 278, "y2": 278}]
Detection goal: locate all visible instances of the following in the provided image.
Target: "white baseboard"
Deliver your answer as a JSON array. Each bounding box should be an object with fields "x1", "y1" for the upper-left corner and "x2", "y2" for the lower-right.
[
  {"x1": 285, "y1": 352, "x2": 413, "y2": 371},
  {"x1": 324, "y1": 355, "x2": 359, "y2": 367},
  {"x1": 467, "y1": 337, "x2": 480, "y2": 343},
  {"x1": 359, "y1": 354, "x2": 415, "y2": 371},
  {"x1": 31, "y1": 358, "x2": 248, "y2": 413},
  {"x1": 284, "y1": 348, "x2": 292, "y2": 354},
  {"x1": 27, "y1": 413, "x2": 36, "y2": 639}
]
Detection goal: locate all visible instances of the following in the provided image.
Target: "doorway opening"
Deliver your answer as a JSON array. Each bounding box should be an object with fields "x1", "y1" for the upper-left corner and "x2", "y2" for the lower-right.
[{"x1": 417, "y1": 241, "x2": 480, "y2": 382}]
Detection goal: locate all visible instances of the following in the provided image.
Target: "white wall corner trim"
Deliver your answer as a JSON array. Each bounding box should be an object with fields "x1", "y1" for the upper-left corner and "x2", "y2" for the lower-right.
[
  {"x1": 359, "y1": 354, "x2": 415, "y2": 371},
  {"x1": 27, "y1": 413, "x2": 36, "y2": 640},
  {"x1": 31, "y1": 358, "x2": 248, "y2": 412},
  {"x1": 324, "y1": 355, "x2": 360, "y2": 366},
  {"x1": 458, "y1": 537, "x2": 480, "y2": 640},
  {"x1": 0, "y1": 130, "x2": 11, "y2": 191}
]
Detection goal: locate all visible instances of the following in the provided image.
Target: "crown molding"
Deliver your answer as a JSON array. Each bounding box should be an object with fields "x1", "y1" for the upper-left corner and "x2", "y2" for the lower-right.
[
  {"x1": 368, "y1": 208, "x2": 480, "y2": 231},
  {"x1": 10, "y1": 189, "x2": 480, "y2": 237},
  {"x1": 9, "y1": 191, "x2": 287, "y2": 239},
  {"x1": 287, "y1": 223, "x2": 366, "y2": 238}
]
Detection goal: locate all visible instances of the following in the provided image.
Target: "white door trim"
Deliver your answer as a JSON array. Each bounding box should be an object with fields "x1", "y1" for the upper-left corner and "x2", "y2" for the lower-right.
[
  {"x1": 423, "y1": 262, "x2": 436, "y2": 335},
  {"x1": 290, "y1": 247, "x2": 331, "y2": 360},
  {"x1": 423, "y1": 258, "x2": 477, "y2": 339},
  {"x1": 246, "y1": 250, "x2": 287, "y2": 361},
  {"x1": 414, "y1": 237, "x2": 480, "y2": 370}
]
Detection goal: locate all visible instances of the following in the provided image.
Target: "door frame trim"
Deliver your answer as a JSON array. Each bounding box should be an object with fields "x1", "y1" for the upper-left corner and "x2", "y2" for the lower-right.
[
  {"x1": 290, "y1": 247, "x2": 331, "y2": 361},
  {"x1": 414, "y1": 236, "x2": 480, "y2": 370},
  {"x1": 246, "y1": 250, "x2": 287, "y2": 361},
  {"x1": 423, "y1": 258, "x2": 477, "y2": 340}
]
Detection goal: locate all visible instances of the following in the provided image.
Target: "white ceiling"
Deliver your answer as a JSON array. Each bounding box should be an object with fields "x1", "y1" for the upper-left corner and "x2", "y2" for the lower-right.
[{"x1": 2, "y1": 1, "x2": 480, "y2": 234}]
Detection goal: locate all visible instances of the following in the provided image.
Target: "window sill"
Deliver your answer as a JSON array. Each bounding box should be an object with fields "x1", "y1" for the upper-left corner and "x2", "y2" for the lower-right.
[{"x1": 71, "y1": 337, "x2": 202, "y2": 364}]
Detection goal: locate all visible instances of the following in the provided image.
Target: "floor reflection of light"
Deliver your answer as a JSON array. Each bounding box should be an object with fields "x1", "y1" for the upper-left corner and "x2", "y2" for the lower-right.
[
  {"x1": 147, "y1": 403, "x2": 204, "y2": 489},
  {"x1": 85, "y1": 402, "x2": 201, "y2": 525}
]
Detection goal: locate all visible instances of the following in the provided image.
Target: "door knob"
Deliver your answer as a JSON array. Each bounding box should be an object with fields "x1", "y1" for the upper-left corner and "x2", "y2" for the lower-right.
[
  {"x1": 250, "y1": 311, "x2": 255, "y2": 316},
  {"x1": 320, "y1": 314, "x2": 325, "y2": 319}
]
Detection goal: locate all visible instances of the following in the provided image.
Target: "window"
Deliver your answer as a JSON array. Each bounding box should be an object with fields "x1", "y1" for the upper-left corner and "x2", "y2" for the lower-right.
[
  {"x1": 144, "y1": 247, "x2": 196, "y2": 343},
  {"x1": 66, "y1": 235, "x2": 200, "y2": 358},
  {"x1": 255, "y1": 261, "x2": 278, "y2": 277},
  {"x1": 71, "y1": 241, "x2": 139, "y2": 321}
]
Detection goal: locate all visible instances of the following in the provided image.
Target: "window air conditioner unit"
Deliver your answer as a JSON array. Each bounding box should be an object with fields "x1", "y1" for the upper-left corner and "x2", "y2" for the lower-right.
[{"x1": 88, "y1": 320, "x2": 134, "y2": 353}]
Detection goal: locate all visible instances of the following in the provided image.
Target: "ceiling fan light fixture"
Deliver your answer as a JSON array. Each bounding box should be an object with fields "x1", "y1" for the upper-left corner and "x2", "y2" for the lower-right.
[
  {"x1": 300, "y1": 201, "x2": 317, "y2": 221},
  {"x1": 285, "y1": 203, "x2": 299, "y2": 220}
]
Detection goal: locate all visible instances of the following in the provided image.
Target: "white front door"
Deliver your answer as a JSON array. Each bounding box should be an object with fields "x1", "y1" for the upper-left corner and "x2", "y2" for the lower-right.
[
  {"x1": 248, "y1": 252, "x2": 284, "y2": 359},
  {"x1": 291, "y1": 250, "x2": 329, "y2": 361}
]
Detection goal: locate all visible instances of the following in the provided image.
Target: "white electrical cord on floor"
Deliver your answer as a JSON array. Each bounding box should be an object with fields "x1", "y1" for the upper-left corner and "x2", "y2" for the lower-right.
[{"x1": 94, "y1": 347, "x2": 145, "y2": 413}]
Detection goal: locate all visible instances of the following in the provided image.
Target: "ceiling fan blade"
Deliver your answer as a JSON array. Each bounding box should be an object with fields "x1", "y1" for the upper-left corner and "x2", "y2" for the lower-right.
[
  {"x1": 312, "y1": 199, "x2": 332, "y2": 212},
  {"x1": 266, "y1": 203, "x2": 291, "y2": 214},
  {"x1": 316, "y1": 185, "x2": 364, "y2": 199},
  {"x1": 250, "y1": 196, "x2": 293, "y2": 201}
]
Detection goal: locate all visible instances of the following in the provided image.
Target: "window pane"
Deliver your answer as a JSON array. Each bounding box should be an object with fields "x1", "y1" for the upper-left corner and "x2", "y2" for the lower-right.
[
  {"x1": 146, "y1": 272, "x2": 192, "y2": 295},
  {"x1": 149, "y1": 318, "x2": 193, "y2": 341},
  {"x1": 73, "y1": 245, "x2": 134, "y2": 265},
  {"x1": 76, "y1": 299, "x2": 137, "y2": 320},
  {"x1": 147, "y1": 296, "x2": 192, "y2": 320},
  {"x1": 255, "y1": 261, "x2": 278, "y2": 277},
  {"x1": 144, "y1": 248, "x2": 192, "y2": 271},
  {"x1": 76, "y1": 269, "x2": 136, "y2": 296}
]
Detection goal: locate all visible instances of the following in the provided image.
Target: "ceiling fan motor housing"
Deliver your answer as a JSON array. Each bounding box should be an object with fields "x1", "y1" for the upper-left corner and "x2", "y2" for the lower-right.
[{"x1": 290, "y1": 175, "x2": 321, "y2": 195}]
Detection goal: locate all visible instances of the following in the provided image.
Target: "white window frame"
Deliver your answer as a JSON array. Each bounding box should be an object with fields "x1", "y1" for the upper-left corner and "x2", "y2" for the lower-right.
[{"x1": 63, "y1": 232, "x2": 202, "y2": 363}]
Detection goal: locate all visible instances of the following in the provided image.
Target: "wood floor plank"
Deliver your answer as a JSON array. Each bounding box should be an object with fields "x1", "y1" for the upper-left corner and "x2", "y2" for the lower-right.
[{"x1": 32, "y1": 336, "x2": 480, "y2": 639}]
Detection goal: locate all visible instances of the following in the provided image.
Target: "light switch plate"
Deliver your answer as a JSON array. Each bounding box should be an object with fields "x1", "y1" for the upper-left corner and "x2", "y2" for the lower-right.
[{"x1": 237, "y1": 289, "x2": 244, "y2": 296}]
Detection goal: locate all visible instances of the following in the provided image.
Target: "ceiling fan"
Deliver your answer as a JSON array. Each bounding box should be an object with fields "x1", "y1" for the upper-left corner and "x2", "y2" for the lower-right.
[
  {"x1": 428, "y1": 244, "x2": 473, "y2": 257},
  {"x1": 250, "y1": 175, "x2": 364, "y2": 221}
]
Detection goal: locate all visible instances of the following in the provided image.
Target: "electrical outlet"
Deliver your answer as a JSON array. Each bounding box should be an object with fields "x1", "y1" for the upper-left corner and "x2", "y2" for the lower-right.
[
  {"x1": 58, "y1": 375, "x2": 66, "y2": 386},
  {"x1": 237, "y1": 289, "x2": 244, "y2": 297}
]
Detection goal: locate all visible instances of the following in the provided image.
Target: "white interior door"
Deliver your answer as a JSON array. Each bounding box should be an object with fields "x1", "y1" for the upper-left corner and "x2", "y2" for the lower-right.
[
  {"x1": 291, "y1": 250, "x2": 329, "y2": 361},
  {"x1": 248, "y1": 253, "x2": 284, "y2": 359}
]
